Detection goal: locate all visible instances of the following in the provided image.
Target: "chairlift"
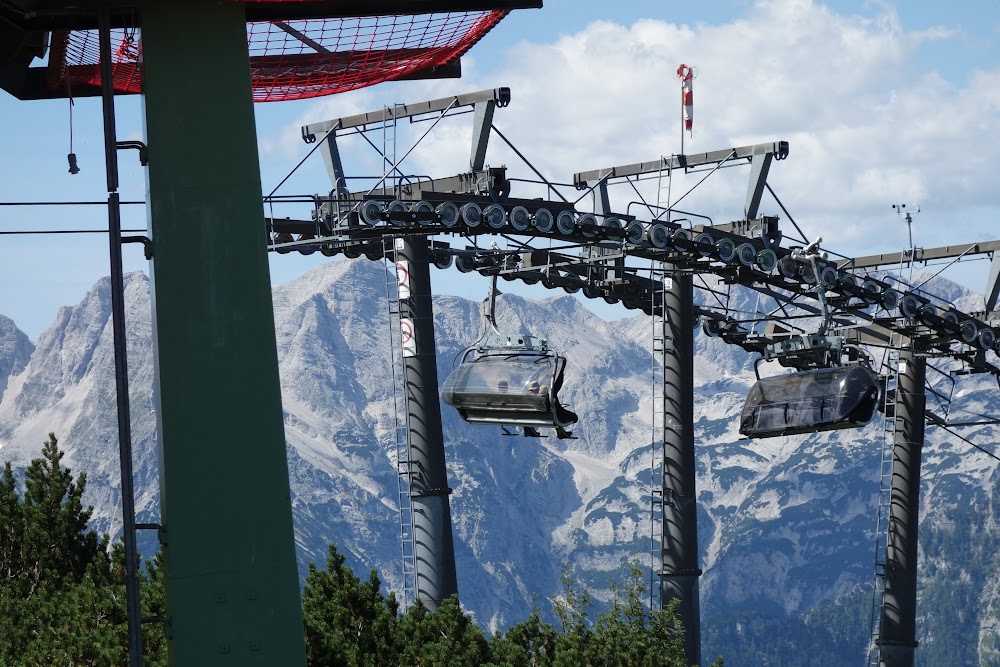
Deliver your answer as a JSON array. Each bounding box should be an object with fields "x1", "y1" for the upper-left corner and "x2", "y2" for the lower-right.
[
  {"x1": 739, "y1": 364, "x2": 880, "y2": 438},
  {"x1": 441, "y1": 277, "x2": 577, "y2": 438}
]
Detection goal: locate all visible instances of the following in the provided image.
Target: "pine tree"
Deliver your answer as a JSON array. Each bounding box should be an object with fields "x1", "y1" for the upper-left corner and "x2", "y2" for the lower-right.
[
  {"x1": 550, "y1": 567, "x2": 596, "y2": 667},
  {"x1": 394, "y1": 596, "x2": 491, "y2": 667},
  {"x1": 0, "y1": 461, "x2": 23, "y2": 580},
  {"x1": 487, "y1": 609, "x2": 557, "y2": 667},
  {"x1": 18, "y1": 433, "x2": 107, "y2": 596},
  {"x1": 302, "y1": 543, "x2": 398, "y2": 666},
  {"x1": 139, "y1": 548, "x2": 169, "y2": 666},
  {"x1": 590, "y1": 563, "x2": 688, "y2": 667},
  {"x1": 0, "y1": 433, "x2": 167, "y2": 666}
]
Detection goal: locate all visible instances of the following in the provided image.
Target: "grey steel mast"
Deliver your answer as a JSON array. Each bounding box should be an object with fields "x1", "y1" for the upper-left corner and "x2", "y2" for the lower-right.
[
  {"x1": 308, "y1": 92, "x2": 510, "y2": 609},
  {"x1": 878, "y1": 348, "x2": 926, "y2": 666},
  {"x1": 659, "y1": 271, "x2": 702, "y2": 666},
  {"x1": 395, "y1": 237, "x2": 459, "y2": 609}
]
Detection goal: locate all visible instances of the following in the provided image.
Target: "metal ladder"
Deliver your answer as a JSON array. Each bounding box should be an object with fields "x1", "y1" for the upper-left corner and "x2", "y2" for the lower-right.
[
  {"x1": 383, "y1": 104, "x2": 400, "y2": 196},
  {"x1": 649, "y1": 262, "x2": 669, "y2": 609},
  {"x1": 648, "y1": 151, "x2": 677, "y2": 608},
  {"x1": 382, "y1": 248, "x2": 417, "y2": 609},
  {"x1": 867, "y1": 343, "x2": 902, "y2": 666},
  {"x1": 380, "y1": 108, "x2": 418, "y2": 608},
  {"x1": 654, "y1": 155, "x2": 673, "y2": 221}
]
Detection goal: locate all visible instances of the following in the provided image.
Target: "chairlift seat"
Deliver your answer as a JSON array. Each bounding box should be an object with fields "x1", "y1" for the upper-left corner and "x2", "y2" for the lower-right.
[
  {"x1": 739, "y1": 365, "x2": 880, "y2": 438},
  {"x1": 442, "y1": 347, "x2": 577, "y2": 436}
]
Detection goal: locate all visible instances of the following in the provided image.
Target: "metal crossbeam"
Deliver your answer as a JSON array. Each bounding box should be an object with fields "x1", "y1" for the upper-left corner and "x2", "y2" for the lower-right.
[
  {"x1": 839, "y1": 240, "x2": 1000, "y2": 270},
  {"x1": 573, "y1": 141, "x2": 789, "y2": 186},
  {"x1": 302, "y1": 88, "x2": 510, "y2": 139}
]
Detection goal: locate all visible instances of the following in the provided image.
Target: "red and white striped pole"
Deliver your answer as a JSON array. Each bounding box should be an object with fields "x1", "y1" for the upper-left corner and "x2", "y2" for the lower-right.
[{"x1": 677, "y1": 63, "x2": 694, "y2": 154}]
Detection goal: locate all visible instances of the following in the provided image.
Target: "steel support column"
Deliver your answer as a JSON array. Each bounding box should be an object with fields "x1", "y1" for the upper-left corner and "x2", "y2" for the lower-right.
[
  {"x1": 98, "y1": 10, "x2": 143, "y2": 667},
  {"x1": 141, "y1": 3, "x2": 306, "y2": 665},
  {"x1": 879, "y1": 350, "x2": 926, "y2": 667},
  {"x1": 396, "y1": 236, "x2": 459, "y2": 609},
  {"x1": 659, "y1": 270, "x2": 702, "y2": 666}
]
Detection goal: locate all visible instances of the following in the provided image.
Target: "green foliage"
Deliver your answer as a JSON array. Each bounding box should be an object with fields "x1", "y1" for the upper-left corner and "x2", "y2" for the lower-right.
[
  {"x1": 1, "y1": 434, "x2": 707, "y2": 666},
  {"x1": 0, "y1": 433, "x2": 166, "y2": 666},
  {"x1": 590, "y1": 564, "x2": 690, "y2": 667},
  {"x1": 301, "y1": 556, "x2": 701, "y2": 667},
  {"x1": 394, "y1": 597, "x2": 491, "y2": 666},
  {"x1": 487, "y1": 609, "x2": 557, "y2": 667},
  {"x1": 303, "y1": 543, "x2": 398, "y2": 667}
]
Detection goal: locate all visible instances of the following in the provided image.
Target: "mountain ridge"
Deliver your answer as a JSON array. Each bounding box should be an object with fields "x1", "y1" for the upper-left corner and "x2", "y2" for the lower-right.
[{"x1": 0, "y1": 258, "x2": 997, "y2": 660}]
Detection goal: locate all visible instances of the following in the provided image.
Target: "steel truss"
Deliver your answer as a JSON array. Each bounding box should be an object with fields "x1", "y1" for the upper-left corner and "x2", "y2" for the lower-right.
[{"x1": 265, "y1": 87, "x2": 1000, "y2": 667}]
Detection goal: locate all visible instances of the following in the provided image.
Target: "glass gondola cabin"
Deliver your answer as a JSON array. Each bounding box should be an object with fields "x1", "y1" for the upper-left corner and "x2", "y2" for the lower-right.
[
  {"x1": 441, "y1": 342, "x2": 577, "y2": 438},
  {"x1": 739, "y1": 365, "x2": 880, "y2": 438}
]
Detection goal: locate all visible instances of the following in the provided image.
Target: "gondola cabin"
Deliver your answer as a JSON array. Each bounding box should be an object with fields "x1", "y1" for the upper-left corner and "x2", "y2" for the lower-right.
[
  {"x1": 441, "y1": 335, "x2": 577, "y2": 438},
  {"x1": 739, "y1": 365, "x2": 880, "y2": 438}
]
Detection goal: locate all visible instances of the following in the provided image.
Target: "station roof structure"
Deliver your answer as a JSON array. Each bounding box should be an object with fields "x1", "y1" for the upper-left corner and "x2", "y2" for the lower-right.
[{"x1": 0, "y1": 0, "x2": 540, "y2": 100}]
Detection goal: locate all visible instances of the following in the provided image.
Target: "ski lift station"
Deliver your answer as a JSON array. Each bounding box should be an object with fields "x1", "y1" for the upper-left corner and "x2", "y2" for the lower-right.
[{"x1": 4, "y1": 2, "x2": 1000, "y2": 666}]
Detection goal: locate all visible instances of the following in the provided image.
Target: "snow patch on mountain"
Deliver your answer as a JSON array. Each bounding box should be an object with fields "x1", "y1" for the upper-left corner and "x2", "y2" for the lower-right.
[{"x1": 0, "y1": 258, "x2": 997, "y2": 637}]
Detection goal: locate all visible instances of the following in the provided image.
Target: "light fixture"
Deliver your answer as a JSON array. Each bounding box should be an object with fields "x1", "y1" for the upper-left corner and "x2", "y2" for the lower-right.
[{"x1": 509, "y1": 206, "x2": 531, "y2": 231}]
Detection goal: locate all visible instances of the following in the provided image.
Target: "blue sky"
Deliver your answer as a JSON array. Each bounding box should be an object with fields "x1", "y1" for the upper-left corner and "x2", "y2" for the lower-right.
[{"x1": 1, "y1": 0, "x2": 999, "y2": 338}]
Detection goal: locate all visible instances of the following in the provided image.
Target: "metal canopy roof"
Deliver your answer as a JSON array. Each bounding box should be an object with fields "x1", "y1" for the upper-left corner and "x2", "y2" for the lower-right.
[
  {"x1": 0, "y1": 0, "x2": 541, "y2": 100},
  {"x1": 1, "y1": 1, "x2": 542, "y2": 30}
]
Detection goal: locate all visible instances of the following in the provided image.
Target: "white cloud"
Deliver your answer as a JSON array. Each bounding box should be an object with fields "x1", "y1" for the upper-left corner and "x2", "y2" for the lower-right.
[{"x1": 261, "y1": 0, "x2": 1000, "y2": 287}]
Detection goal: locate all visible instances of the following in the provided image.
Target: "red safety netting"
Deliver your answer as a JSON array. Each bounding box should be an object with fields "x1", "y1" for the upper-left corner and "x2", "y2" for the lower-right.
[{"x1": 55, "y1": 11, "x2": 506, "y2": 102}]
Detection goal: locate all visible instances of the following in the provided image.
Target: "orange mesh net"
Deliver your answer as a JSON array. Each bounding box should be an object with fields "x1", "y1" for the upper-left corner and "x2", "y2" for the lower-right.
[{"x1": 57, "y1": 11, "x2": 506, "y2": 102}]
